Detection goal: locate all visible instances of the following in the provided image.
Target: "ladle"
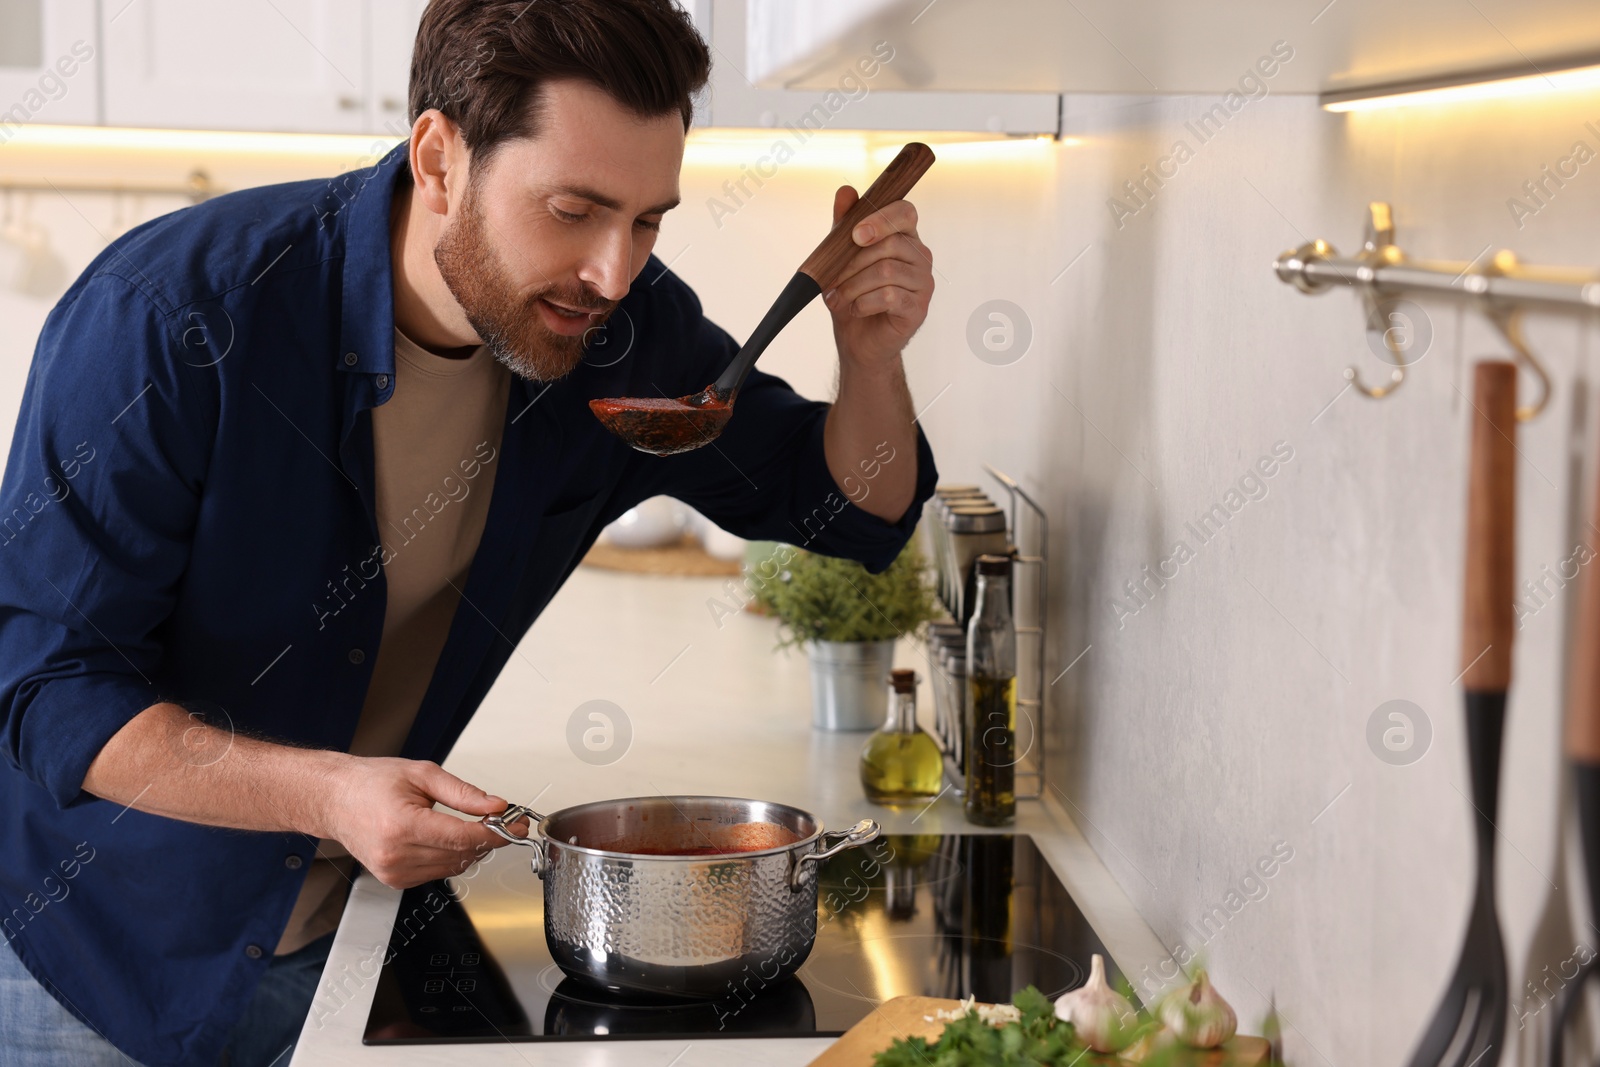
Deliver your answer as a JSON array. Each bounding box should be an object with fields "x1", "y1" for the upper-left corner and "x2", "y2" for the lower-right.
[{"x1": 589, "y1": 142, "x2": 936, "y2": 456}]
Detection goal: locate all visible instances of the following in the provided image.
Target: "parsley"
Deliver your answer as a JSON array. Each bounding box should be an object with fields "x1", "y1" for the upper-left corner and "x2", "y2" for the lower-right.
[{"x1": 872, "y1": 986, "x2": 1086, "y2": 1067}]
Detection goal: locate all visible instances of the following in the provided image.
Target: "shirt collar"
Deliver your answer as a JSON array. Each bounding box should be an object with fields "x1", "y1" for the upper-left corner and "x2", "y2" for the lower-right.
[{"x1": 336, "y1": 141, "x2": 410, "y2": 378}]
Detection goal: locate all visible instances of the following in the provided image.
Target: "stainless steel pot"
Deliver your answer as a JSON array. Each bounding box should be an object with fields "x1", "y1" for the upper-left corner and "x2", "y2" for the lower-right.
[{"x1": 483, "y1": 795, "x2": 879, "y2": 999}]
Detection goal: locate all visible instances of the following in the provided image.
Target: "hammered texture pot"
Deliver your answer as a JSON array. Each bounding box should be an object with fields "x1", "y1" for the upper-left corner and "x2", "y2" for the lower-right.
[{"x1": 484, "y1": 795, "x2": 879, "y2": 999}]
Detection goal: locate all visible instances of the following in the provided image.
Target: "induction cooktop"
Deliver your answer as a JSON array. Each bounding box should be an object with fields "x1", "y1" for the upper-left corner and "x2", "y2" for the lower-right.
[{"x1": 363, "y1": 832, "x2": 1122, "y2": 1044}]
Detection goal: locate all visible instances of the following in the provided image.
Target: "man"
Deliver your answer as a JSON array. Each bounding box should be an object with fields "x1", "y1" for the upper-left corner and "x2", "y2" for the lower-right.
[{"x1": 0, "y1": 1, "x2": 937, "y2": 1065}]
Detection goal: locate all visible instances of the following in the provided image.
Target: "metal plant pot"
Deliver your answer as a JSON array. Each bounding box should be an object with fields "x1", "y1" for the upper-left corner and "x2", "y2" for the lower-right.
[
  {"x1": 805, "y1": 638, "x2": 896, "y2": 731},
  {"x1": 483, "y1": 795, "x2": 879, "y2": 999}
]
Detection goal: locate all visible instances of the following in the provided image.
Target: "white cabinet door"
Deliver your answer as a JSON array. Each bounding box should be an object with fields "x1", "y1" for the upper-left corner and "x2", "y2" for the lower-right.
[
  {"x1": 101, "y1": 0, "x2": 366, "y2": 133},
  {"x1": 367, "y1": 0, "x2": 428, "y2": 137},
  {"x1": 365, "y1": 1, "x2": 712, "y2": 137},
  {"x1": 0, "y1": 0, "x2": 99, "y2": 129},
  {"x1": 708, "y1": 0, "x2": 1057, "y2": 135},
  {"x1": 677, "y1": 0, "x2": 713, "y2": 131}
]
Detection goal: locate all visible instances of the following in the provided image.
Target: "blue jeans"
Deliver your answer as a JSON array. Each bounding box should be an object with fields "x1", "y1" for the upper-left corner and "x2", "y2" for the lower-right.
[{"x1": 0, "y1": 934, "x2": 334, "y2": 1067}]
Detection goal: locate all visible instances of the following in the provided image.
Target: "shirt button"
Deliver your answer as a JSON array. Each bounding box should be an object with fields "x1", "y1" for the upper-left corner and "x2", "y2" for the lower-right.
[
  {"x1": 343, "y1": 352, "x2": 358, "y2": 367},
  {"x1": 375, "y1": 374, "x2": 390, "y2": 390},
  {"x1": 245, "y1": 944, "x2": 264, "y2": 960},
  {"x1": 284, "y1": 855, "x2": 304, "y2": 870},
  {"x1": 348, "y1": 648, "x2": 365, "y2": 664}
]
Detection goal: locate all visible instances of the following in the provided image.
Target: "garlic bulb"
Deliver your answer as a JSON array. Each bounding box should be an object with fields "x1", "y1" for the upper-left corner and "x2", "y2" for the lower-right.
[
  {"x1": 1054, "y1": 953, "x2": 1139, "y2": 1053},
  {"x1": 1158, "y1": 970, "x2": 1237, "y2": 1049}
]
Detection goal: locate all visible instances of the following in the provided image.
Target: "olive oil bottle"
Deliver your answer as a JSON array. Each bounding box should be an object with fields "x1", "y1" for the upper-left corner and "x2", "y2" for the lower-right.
[
  {"x1": 860, "y1": 669, "x2": 943, "y2": 806},
  {"x1": 964, "y1": 554, "x2": 1017, "y2": 826}
]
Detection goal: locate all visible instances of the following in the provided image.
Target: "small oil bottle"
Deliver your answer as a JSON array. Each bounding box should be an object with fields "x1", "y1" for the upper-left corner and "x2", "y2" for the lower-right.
[
  {"x1": 859, "y1": 669, "x2": 943, "y2": 806},
  {"x1": 964, "y1": 554, "x2": 1017, "y2": 826}
]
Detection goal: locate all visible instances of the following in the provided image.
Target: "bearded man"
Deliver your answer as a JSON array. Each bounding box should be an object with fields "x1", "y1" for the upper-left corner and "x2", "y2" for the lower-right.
[{"x1": 0, "y1": 1, "x2": 937, "y2": 1064}]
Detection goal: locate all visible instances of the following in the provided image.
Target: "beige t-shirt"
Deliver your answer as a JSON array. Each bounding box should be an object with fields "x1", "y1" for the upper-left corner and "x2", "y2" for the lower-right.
[{"x1": 275, "y1": 328, "x2": 510, "y2": 955}]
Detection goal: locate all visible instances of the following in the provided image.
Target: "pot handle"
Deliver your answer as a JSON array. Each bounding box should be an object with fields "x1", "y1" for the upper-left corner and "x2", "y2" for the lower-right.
[
  {"x1": 788, "y1": 819, "x2": 880, "y2": 889},
  {"x1": 482, "y1": 803, "x2": 548, "y2": 877}
]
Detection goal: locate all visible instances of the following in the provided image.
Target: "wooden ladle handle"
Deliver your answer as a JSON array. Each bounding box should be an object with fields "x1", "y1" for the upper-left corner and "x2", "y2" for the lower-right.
[
  {"x1": 797, "y1": 142, "x2": 936, "y2": 292},
  {"x1": 1567, "y1": 426, "x2": 1600, "y2": 761},
  {"x1": 1461, "y1": 360, "x2": 1518, "y2": 691}
]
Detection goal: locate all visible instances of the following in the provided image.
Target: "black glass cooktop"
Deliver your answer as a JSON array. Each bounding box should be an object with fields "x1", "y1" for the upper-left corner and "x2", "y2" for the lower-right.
[{"x1": 363, "y1": 833, "x2": 1122, "y2": 1044}]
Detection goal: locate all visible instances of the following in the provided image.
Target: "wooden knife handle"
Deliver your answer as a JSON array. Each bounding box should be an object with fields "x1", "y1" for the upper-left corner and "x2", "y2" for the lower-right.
[
  {"x1": 797, "y1": 142, "x2": 936, "y2": 292},
  {"x1": 1567, "y1": 438, "x2": 1600, "y2": 761},
  {"x1": 1461, "y1": 360, "x2": 1518, "y2": 691}
]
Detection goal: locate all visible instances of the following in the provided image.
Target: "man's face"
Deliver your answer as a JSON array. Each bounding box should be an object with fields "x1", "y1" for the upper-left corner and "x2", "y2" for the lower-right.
[{"x1": 433, "y1": 80, "x2": 685, "y2": 382}]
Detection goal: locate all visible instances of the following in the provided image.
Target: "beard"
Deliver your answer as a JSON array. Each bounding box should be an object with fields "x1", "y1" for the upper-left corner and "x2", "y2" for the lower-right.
[{"x1": 432, "y1": 175, "x2": 617, "y2": 383}]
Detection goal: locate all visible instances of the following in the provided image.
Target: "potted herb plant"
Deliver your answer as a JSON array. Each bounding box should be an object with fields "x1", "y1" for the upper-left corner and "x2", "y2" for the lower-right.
[{"x1": 758, "y1": 541, "x2": 936, "y2": 731}]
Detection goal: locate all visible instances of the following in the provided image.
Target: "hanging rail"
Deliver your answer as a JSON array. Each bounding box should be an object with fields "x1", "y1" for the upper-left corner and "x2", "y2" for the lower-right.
[
  {"x1": 1276, "y1": 239, "x2": 1600, "y2": 309},
  {"x1": 1274, "y1": 200, "x2": 1572, "y2": 419}
]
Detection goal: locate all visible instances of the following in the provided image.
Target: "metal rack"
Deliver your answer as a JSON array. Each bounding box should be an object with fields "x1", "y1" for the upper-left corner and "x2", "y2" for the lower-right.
[
  {"x1": 1277, "y1": 239, "x2": 1600, "y2": 308},
  {"x1": 988, "y1": 464, "x2": 1047, "y2": 801},
  {"x1": 926, "y1": 464, "x2": 1048, "y2": 801},
  {"x1": 1273, "y1": 200, "x2": 1581, "y2": 420}
]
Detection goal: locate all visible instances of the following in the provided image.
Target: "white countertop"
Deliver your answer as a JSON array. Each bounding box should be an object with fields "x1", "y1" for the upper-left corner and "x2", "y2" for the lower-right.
[{"x1": 289, "y1": 564, "x2": 1169, "y2": 1066}]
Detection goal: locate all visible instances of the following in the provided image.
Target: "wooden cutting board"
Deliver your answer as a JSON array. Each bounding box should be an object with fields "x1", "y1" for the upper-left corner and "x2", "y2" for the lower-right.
[{"x1": 807, "y1": 996, "x2": 1270, "y2": 1067}]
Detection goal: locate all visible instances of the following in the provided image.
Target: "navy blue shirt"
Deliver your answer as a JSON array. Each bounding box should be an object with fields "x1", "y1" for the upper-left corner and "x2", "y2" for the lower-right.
[{"x1": 0, "y1": 142, "x2": 935, "y2": 1065}]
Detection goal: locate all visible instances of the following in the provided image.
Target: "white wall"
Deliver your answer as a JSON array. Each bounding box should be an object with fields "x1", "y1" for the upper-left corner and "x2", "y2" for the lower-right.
[
  {"x1": 4, "y1": 84, "x2": 1600, "y2": 1064},
  {"x1": 891, "y1": 91, "x2": 1600, "y2": 1064}
]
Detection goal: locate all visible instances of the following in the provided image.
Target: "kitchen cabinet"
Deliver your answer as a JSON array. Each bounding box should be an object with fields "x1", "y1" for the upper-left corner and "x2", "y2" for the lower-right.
[
  {"x1": 366, "y1": 0, "x2": 427, "y2": 137},
  {"x1": 678, "y1": 0, "x2": 714, "y2": 130},
  {"x1": 87, "y1": 0, "x2": 1056, "y2": 138},
  {"x1": 0, "y1": 0, "x2": 99, "y2": 129},
  {"x1": 100, "y1": 0, "x2": 367, "y2": 134},
  {"x1": 706, "y1": 0, "x2": 1058, "y2": 136},
  {"x1": 94, "y1": 0, "x2": 703, "y2": 137},
  {"x1": 746, "y1": 0, "x2": 1600, "y2": 97}
]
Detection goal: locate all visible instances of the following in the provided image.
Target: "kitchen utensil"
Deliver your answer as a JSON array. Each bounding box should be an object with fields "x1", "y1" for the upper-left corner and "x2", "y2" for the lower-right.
[
  {"x1": 366, "y1": 832, "x2": 1100, "y2": 1043},
  {"x1": 1545, "y1": 404, "x2": 1600, "y2": 1066},
  {"x1": 1405, "y1": 360, "x2": 1518, "y2": 1067},
  {"x1": 804, "y1": 996, "x2": 959, "y2": 1066},
  {"x1": 483, "y1": 795, "x2": 880, "y2": 998},
  {"x1": 803, "y1": 995, "x2": 1271, "y2": 1067},
  {"x1": 589, "y1": 142, "x2": 936, "y2": 456}
]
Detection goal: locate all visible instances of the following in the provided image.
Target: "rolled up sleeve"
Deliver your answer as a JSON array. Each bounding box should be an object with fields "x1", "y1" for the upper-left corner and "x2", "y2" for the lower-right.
[
  {"x1": 640, "y1": 310, "x2": 938, "y2": 574},
  {"x1": 0, "y1": 272, "x2": 214, "y2": 807}
]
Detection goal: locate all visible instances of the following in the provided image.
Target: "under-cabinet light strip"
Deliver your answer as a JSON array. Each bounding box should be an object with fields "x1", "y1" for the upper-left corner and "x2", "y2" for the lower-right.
[{"x1": 1322, "y1": 56, "x2": 1600, "y2": 112}]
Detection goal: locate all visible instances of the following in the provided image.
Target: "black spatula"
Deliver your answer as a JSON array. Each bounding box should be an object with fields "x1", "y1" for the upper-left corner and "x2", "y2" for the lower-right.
[{"x1": 1405, "y1": 360, "x2": 1517, "y2": 1067}]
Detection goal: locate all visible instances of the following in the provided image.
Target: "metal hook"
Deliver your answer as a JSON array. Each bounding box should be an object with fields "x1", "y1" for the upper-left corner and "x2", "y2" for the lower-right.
[
  {"x1": 1345, "y1": 202, "x2": 1410, "y2": 400},
  {"x1": 1475, "y1": 251, "x2": 1552, "y2": 422}
]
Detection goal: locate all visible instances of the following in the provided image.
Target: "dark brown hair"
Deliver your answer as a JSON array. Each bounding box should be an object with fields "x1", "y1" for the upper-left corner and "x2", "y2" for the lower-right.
[{"x1": 409, "y1": 0, "x2": 710, "y2": 166}]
